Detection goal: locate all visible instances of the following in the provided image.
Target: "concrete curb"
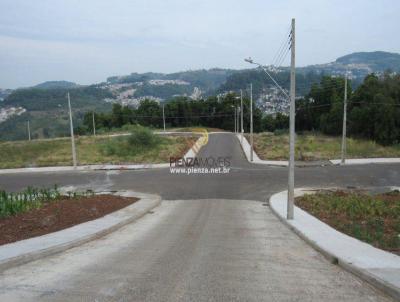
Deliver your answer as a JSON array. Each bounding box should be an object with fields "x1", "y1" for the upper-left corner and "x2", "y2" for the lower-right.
[
  {"x1": 0, "y1": 190, "x2": 161, "y2": 272},
  {"x1": 236, "y1": 134, "x2": 288, "y2": 166},
  {"x1": 269, "y1": 189, "x2": 400, "y2": 300},
  {"x1": 183, "y1": 134, "x2": 205, "y2": 160},
  {"x1": 236, "y1": 134, "x2": 400, "y2": 167},
  {"x1": 330, "y1": 158, "x2": 400, "y2": 165},
  {"x1": 0, "y1": 164, "x2": 171, "y2": 174},
  {"x1": 0, "y1": 135, "x2": 204, "y2": 175}
]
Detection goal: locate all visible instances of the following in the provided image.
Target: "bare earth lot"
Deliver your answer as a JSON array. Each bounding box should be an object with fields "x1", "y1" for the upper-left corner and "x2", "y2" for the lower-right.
[
  {"x1": 296, "y1": 190, "x2": 400, "y2": 255},
  {"x1": 0, "y1": 194, "x2": 138, "y2": 245}
]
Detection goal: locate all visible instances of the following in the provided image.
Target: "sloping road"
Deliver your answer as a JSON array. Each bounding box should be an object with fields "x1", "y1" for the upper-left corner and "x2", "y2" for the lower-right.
[{"x1": 0, "y1": 133, "x2": 398, "y2": 301}]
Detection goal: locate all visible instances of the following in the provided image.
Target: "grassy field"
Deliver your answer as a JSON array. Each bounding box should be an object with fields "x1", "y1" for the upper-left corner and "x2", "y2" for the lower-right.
[
  {"x1": 0, "y1": 132, "x2": 196, "y2": 169},
  {"x1": 248, "y1": 132, "x2": 400, "y2": 161},
  {"x1": 296, "y1": 190, "x2": 400, "y2": 254},
  {"x1": 170, "y1": 127, "x2": 227, "y2": 133},
  {"x1": 95, "y1": 125, "x2": 226, "y2": 135}
]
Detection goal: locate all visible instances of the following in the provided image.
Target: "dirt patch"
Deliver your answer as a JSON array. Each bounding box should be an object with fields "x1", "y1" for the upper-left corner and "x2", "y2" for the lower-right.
[
  {"x1": 0, "y1": 195, "x2": 138, "y2": 246},
  {"x1": 296, "y1": 190, "x2": 400, "y2": 255}
]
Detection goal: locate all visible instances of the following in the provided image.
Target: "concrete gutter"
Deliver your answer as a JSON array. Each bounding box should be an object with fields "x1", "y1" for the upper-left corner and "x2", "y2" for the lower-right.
[
  {"x1": 269, "y1": 188, "x2": 400, "y2": 300},
  {"x1": 236, "y1": 134, "x2": 400, "y2": 167},
  {"x1": 0, "y1": 190, "x2": 161, "y2": 272},
  {"x1": 0, "y1": 134, "x2": 205, "y2": 175}
]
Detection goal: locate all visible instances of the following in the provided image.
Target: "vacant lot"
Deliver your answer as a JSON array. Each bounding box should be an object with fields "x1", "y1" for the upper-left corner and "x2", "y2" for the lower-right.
[
  {"x1": 0, "y1": 133, "x2": 196, "y2": 169},
  {"x1": 249, "y1": 132, "x2": 400, "y2": 160},
  {"x1": 296, "y1": 190, "x2": 400, "y2": 255}
]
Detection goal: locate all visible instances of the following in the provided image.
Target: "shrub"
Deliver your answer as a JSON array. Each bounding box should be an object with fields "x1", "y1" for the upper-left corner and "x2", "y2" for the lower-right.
[
  {"x1": 274, "y1": 129, "x2": 288, "y2": 136},
  {"x1": 128, "y1": 126, "x2": 160, "y2": 148},
  {"x1": 99, "y1": 126, "x2": 163, "y2": 157}
]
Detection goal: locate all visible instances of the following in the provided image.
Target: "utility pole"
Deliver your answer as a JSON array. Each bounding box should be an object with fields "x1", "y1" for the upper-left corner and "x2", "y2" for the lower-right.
[
  {"x1": 27, "y1": 120, "x2": 31, "y2": 141},
  {"x1": 287, "y1": 18, "x2": 296, "y2": 220},
  {"x1": 92, "y1": 111, "x2": 96, "y2": 136},
  {"x1": 162, "y1": 104, "x2": 166, "y2": 132},
  {"x1": 250, "y1": 83, "x2": 254, "y2": 162},
  {"x1": 67, "y1": 92, "x2": 77, "y2": 168},
  {"x1": 237, "y1": 105, "x2": 240, "y2": 136},
  {"x1": 341, "y1": 75, "x2": 348, "y2": 165},
  {"x1": 240, "y1": 89, "x2": 244, "y2": 144},
  {"x1": 234, "y1": 106, "x2": 237, "y2": 133}
]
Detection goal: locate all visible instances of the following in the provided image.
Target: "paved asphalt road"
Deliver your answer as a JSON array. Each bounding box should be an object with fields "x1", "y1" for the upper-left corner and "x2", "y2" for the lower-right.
[{"x1": 0, "y1": 133, "x2": 398, "y2": 301}]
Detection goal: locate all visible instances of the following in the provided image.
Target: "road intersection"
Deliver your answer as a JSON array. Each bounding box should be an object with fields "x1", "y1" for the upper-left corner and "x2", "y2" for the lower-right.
[{"x1": 0, "y1": 133, "x2": 398, "y2": 301}]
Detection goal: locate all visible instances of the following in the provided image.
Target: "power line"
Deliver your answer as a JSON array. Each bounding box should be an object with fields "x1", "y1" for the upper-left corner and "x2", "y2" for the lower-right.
[
  {"x1": 272, "y1": 25, "x2": 292, "y2": 67},
  {"x1": 275, "y1": 42, "x2": 291, "y2": 68}
]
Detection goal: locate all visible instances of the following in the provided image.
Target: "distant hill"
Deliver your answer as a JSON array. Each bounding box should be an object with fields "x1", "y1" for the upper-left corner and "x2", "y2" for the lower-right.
[
  {"x1": 34, "y1": 81, "x2": 79, "y2": 90},
  {"x1": 0, "y1": 88, "x2": 13, "y2": 101},
  {"x1": 222, "y1": 51, "x2": 400, "y2": 96},
  {"x1": 299, "y1": 51, "x2": 400, "y2": 85},
  {"x1": 1, "y1": 51, "x2": 399, "y2": 140},
  {"x1": 0, "y1": 86, "x2": 112, "y2": 140},
  {"x1": 335, "y1": 51, "x2": 400, "y2": 71},
  {"x1": 105, "y1": 68, "x2": 238, "y2": 101}
]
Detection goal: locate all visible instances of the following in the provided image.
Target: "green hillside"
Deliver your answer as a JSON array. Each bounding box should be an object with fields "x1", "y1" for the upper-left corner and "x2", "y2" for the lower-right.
[
  {"x1": 1, "y1": 51, "x2": 399, "y2": 141},
  {"x1": 0, "y1": 86, "x2": 112, "y2": 141},
  {"x1": 336, "y1": 51, "x2": 400, "y2": 71},
  {"x1": 3, "y1": 86, "x2": 112, "y2": 111},
  {"x1": 34, "y1": 81, "x2": 79, "y2": 90}
]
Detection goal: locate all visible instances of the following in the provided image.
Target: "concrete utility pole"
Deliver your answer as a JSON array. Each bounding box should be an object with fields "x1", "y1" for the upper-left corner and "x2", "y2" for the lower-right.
[
  {"x1": 240, "y1": 89, "x2": 244, "y2": 144},
  {"x1": 162, "y1": 104, "x2": 166, "y2": 132},
  {"x1": 234, "y1": 106, "x2": 237, "y2": 133},
  {"x1": 27, "y1": 120, "x2": 31, "y2": 141},
  {"x1": 341, "y1": 75, "x2": 348, "y2": 165},
  {"x1": 250, "y1": 83, "x2": 254, "y2": 162},
  {"x1": 92, "y1": 112, "x2": 96, "y2": 136},
  {"x1": 67, "y1": 92, "x2": 77, "y2": 168},
  {"x1": 237, "y1": 105, "x2": 240, "y2": 136},
  {"x1": 287, "y1": 18, "x2": 296, "y2": 220}
]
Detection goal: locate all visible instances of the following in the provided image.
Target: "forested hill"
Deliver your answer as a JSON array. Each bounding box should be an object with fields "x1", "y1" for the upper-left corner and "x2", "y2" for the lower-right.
[
  {"x1": 336, "y1": 51, "x2": 400, "y2": 71},
  {"x1": 3, "y1": 86, "x2": 112, "y2": 111},
  {"x1": 0, "y1": 51, "x2": 399, "y2": 141},
  {"x1": 220, "y1": 51, "x2": 400, "y2": 96},
  {"x1": 34, "y1": 81, "x2": 79, "y2": 90},
  {"x1": 107, "y1": 68, "x2": 238, "y2": 93}
]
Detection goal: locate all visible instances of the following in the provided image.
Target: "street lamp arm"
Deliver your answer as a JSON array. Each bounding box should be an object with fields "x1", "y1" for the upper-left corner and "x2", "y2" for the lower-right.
[{"x1": 244, "y1": 59, "x2": 290, "y2": 100}]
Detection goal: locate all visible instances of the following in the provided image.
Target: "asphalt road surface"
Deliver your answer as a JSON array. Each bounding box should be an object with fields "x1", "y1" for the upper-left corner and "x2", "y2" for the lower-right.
[{"x1": 0, "y1": 133, "x2": 398, "y2": 301}]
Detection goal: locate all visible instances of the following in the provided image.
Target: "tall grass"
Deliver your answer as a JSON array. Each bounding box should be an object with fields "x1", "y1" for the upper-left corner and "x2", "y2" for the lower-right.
[
  {"x1": 0, "y1": 186, "x2": 61, "y2": 218},
  {"x1": 0, "y1": 187, "x2": 94, "y2": 218}
]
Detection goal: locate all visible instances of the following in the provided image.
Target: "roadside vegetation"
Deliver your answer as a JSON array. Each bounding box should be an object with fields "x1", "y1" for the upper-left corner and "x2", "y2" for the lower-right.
[
  {"x1": 0, "y1": 126, "x2": 196, "y2": 169},
  {"x1": 296, "y1": 190, "x2": 400, "y2": 255},
  {"x1": 0, "y1": 186, "x2": 138, "y2": 245},
  {"x1": 249, "y1": 132, "x2": 400, "y2": 161},
  {"x1": 79, "y1": 124, "x2": 224, "y2": 136},
  {"x1": 0, "y1": 186, "x2": 62, "y2": 218}
]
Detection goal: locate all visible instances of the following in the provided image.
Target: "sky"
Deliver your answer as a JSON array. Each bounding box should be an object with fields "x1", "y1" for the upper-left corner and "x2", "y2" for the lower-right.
[{"x1": 0, "y1": 0, "x2": 399, "y2": 88}]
